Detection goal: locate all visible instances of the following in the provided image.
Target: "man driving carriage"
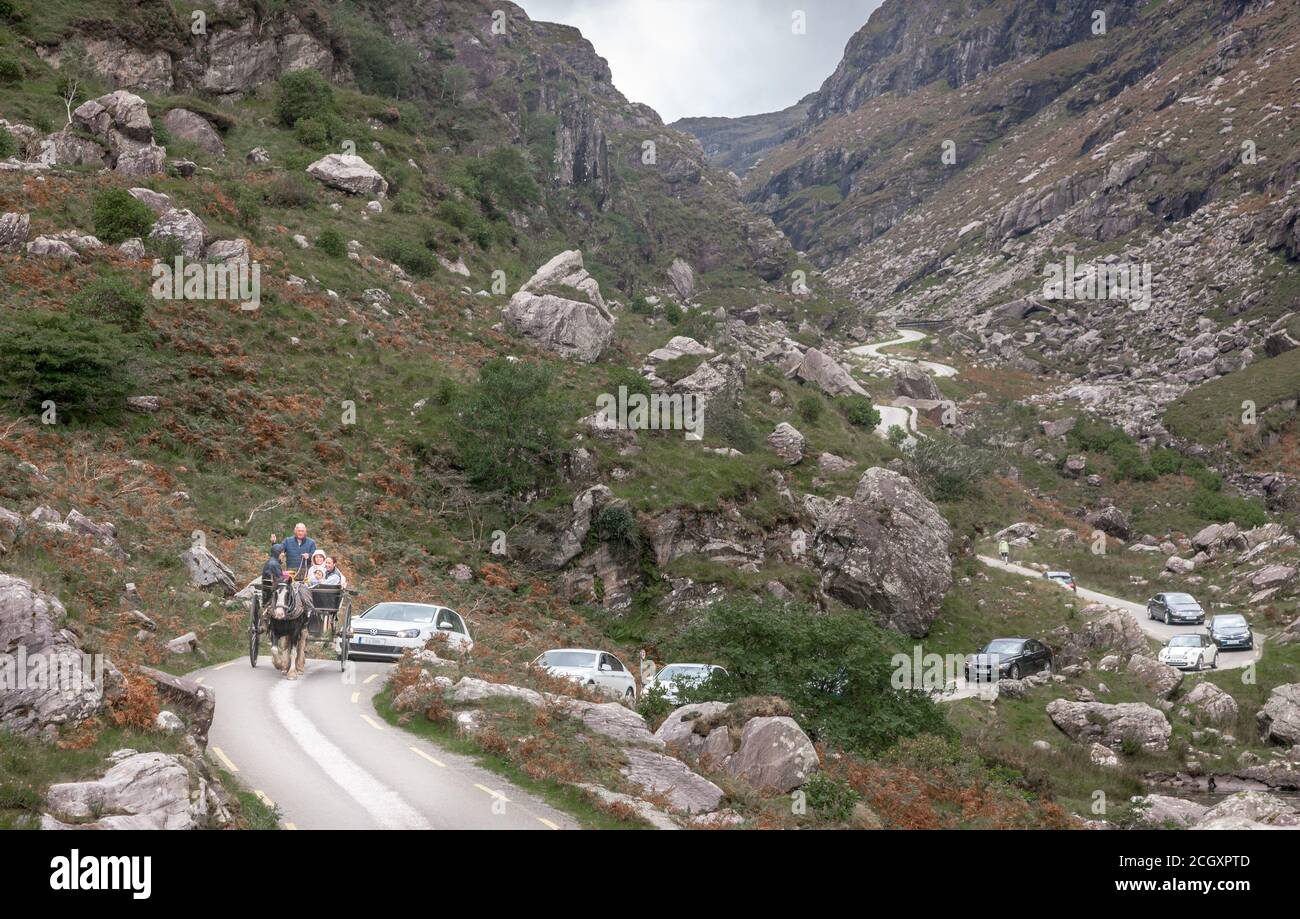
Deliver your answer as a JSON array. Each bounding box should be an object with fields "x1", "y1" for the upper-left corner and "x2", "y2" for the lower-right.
[{"x1": 252, "y1": 531, "x2": 352, "y2": 677}]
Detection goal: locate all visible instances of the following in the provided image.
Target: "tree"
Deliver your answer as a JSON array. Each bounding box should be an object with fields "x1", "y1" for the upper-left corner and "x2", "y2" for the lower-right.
[
  {"x1": 450, "y1": 359, "x2": 566, "y2": 496},
  {"x1": 0, "y1": 311, "x2": 136, "y2": 423},
  {"x1": 275, "y1": 70, "x2": 335, "y2": 127},
  {"x1": 54, "y1": 43, "x2": 90, "y2": 126}
]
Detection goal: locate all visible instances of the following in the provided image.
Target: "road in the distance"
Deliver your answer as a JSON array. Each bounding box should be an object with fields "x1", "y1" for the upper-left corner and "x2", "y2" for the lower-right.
[{"x1": 192, "y1": 655, "x2": 578, "y2": 830}]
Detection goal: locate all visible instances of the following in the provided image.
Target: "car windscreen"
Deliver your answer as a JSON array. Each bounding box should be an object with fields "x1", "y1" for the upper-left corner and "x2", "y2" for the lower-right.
[
  {"x1": 539, "y1": 651, "x2": 597, "y2": 668},
  {"x1": 659, "y1": 665, "x2": 708, "y2": 681},
  {"x1": 982, "y1": 640, "x2": 1023, "y2": 655},
  {"x1": 1168, "y1": 636, "x2": 1199, "y2": 647},
  {"x1": 1166, "y1": 594, "x2": 1199, "y2": 606},
  {"x1": 1214, "y1": 616, "x2": 1247, "y2": 628},
  {"x1": 362, "y1": 603, "x2": 437, "y2": 623}
]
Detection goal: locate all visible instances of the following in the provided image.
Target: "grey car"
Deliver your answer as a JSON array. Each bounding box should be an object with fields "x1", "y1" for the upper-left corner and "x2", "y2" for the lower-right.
[
  {"x1": 1207, "y1": 614, "x2": 1254, "y2": 650},
  {"x1": 1147, "y1": 592, "x2": 1205, "y2": 625}
]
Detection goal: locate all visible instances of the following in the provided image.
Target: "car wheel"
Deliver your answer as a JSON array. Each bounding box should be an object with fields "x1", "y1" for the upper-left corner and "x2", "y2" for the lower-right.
[
  {"x1": 1211, "y1": 653, "x2": 1218, "y2": 670},
  {"x1": 1165, "y1": 611, "x2": 1171, "y2": 625},
  {"x1": 624, "y1": 687, "x2": 635, "y2": 704},
  {"x1": 1009, "y1": 664, "x2": 1021, "y2": 680}
]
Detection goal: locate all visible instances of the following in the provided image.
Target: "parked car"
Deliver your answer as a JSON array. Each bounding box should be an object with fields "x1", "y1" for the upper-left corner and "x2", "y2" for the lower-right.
[
  {"x1": 340, "y1": 602, "x2": 472, "y2": 661},
  {"x1": 1207, "y1": 614, "x2": 1254, "y2": 651},
  {"x1": 533, "y1": 648, "x2": 637, "y2": 702},
  {"x1": 1043, "y1": 570, "x2": 1076, "y2": 591},
  {"x1": 1147, "y1": 592, "x2": 1205, "y2": 625},
  {"x1": 964, "y1": 638, "x2": 1053, "y2": 683},
  {"x1": 645, "y1": 663, "x2": 727, "y2": 703},
  {"x1": 1158, "y1": 633, "x2": 1218, "y2": 671}
]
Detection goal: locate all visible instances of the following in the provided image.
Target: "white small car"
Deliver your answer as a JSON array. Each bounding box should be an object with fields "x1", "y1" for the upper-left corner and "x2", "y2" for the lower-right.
[
  {"x1": 1158, "y1": 634, "x2": 1218, "y2": 671},
  {"x1": 533, "y1": 649, "x2": 637, "y2": 702},
  {"x1": 340, "y1": 602, "x2": 473, "y2": 661},
  {"x1": 646, "y1": 663, "x2": 727, "y2": 703}
]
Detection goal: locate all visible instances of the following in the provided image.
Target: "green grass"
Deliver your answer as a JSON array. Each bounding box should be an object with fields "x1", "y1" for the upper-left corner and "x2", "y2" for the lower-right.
[{"x1": 1164, "y1": 346, "x2": 1300, "y2": 449}]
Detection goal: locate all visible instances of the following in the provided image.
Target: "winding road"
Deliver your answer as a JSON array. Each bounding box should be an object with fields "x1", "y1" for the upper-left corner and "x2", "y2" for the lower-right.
[
  {"x1": 849, "y1": 328, "x2": 959, "y2": 441},
  {"x1": 192, "y1": 655, "x2": 577, "y2": 831}
]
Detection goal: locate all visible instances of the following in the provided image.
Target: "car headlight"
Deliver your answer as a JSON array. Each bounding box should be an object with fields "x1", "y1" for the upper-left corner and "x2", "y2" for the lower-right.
[{"x1": 396, "y1": 629, "x2": 422, "y2": 639}]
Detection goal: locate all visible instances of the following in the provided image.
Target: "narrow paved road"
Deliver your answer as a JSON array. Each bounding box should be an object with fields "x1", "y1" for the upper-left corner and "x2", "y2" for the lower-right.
[
  {"x1": 850, "y1": 328, "x2": 959, "y2": 442},
  {"x1": 192, "y1": 655, "x2": 578, "y2": 830},
  {"x1": 973, "y1": 555, "x2": 1262, "y2": 672}
]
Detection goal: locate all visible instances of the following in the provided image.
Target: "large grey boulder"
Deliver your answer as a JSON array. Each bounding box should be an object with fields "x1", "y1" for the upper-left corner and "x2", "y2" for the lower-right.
[
  {"x1": 451, "y1": 677, "x2": 544, "y2": 707},
  {"x1": 766, "y1": 422, "x2": 806, "y2": 466},
  {"x1": 813, "y1": 468, "x2": 953, "y2": 637},
  {"x1": 0, "y1": 212, "x2": 30, "y2": 252},
  {"x1": 0, "y1": 505, "x2": 23, "y2": 554},
  {"x1": 1046, "y1": 699, "x2": 1172, "y2": 752},
  {"x1": 0, "y1": 574, "x2": 124, "y2": 737},
  {"x1": 149, "y1": 207, "x2": 209, "y2": 259},
  {"x1": 72, "y1": 90, "x2": 166, "y2": 175},
  {"x1": 43, "y1": 752, "x2": 224, "y2": 830},
  {"x1": 1125, "y1": 654, "x2": 1183, "y2": 699},
  {"x1": 648, "y1": 335, "x2": 713, "y2": 364},
  {"x1": 550, "y1": 485, "x2": 614, "y2": 569},
  {"x1": 180, "y1": 545, "x2": 237, "y2": 596},
  {"x1": 893, "y1": 363, "x2": 941, "y2": 401},
  {"x1": 557, "y1": 699, "x2": 662, "y2": 746},
  {"x1": 1086, "y1": 505, "x2": 1132, "y2": 541},
  {"x1": 788, "y1": 348, "x2": 868, "y2": 397},
  {"x1": 502, "y1": 292, "x2": 614, "y2": 363},
  {"x1": 667, "y1": 257, "x2": 695, "y2": 301},
  {"x1": 621, "y1": 747, "x2": 723, "y2": 814},
  {"x1": 1197, "y1": 790, "x2": 1300, "y2": 828},
  {"x1": 1183, "y1": 682, "x2": 1238, "y2": 726},
  {"x1": 726, "y1": 716, "x2": 819, "y2": 794},
  {"x1": 1258, "y1": 683, "x2": 1300, "y2": 746},
  {"x1": 654, "y1": 702, "x2": 731, "y2": 757},
  {"x1": 519, "y1": 250, "x2": 606, "y2": 312},
  {"x1": 35, "y1": 129, "x2": 105, "y2": 167},
  {"x1": 1134, "y1": 794, "x2": 1208, "y2": 828},
  {"x1": 307, "y1": 154, "x2": 388, "y2": 197},
  {"x1": 161, "y1": 108, "x2": 225, "y2": 156}
]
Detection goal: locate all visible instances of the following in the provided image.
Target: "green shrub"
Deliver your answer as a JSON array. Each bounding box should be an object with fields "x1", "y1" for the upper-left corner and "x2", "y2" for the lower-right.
[
  {"x1": 663, "y1": 301, "x2": 684, "y2": 325},
  {"x1": 797, "y1": 393, "x2": 823, "y2": 424},
  {"x1": 293, "y1": 115, "x2": 333, "y2": 149},
  {"x1": 92, "y1": 188, "x2": 155, "y2": 244},
  {"x1": 0, "y1": 126, "x2": 15, "y2": 159},
  {"x1": 803, "y1": 773, "x2": 862, "y2": 824},
  {"x1": 437, "y1": 198, "x2": 477, "y2": 230},
  {"x1": 1190, "y1": 490, "x2": 1268, "y2": 528},
  {"x1": 275, "y1": 70, "x2": 334, "y2": 126},
  {"x1": 1150, "y1": 448, "x2": 1183, "y2": 477},
  {"x1": 316, "y1": 227, "x2": 347, "y2": 258},
  {"x1": 0, "y1": 54, "x2": 21, "y2": 84},
  {"x1": 70, "y1": 275, "x2": 150, "y2": 331},
  {"x1": 887, "y1": 425, "x2": 908, "y2": 448},
  {"x1": 0, "y1": 0, "x2": 22, "y2": 22},
  {"x1": 706, "y1": 399, "x2": 756, "y2": 452},
  {"x1": 903, "y1": 435, "x2": 993, "y2": 501},
  {"x1": 380, "y1": 236, "x2": 436, "y2": 277},
  {"x1": 1108, "y1": 441, "x2": 1156, "y2": 482},
  {"x1": 629, "y1": 296, "x2": 653, "y2": 316},
  {"x1": 673, "y1": 598, "x2": 953, "y2": 754},
  {"x1": 654, "y1": 353, "x2": 704, "y2": 384},
  {"x1": 462, "y1": 148, "x2": 540, "y2": 214},
  {"x1": 591, "y1": 503, "x2": 641, "y2": 559},
  {"x1": 450, "y1": 359, "x2": 566, "y2": 496},
  {"x1": 0, "y1": 311, "x2": 136, "y2": 423},
  {"x1": 840, "y1": 395, "x2": 881, "y2": 429},
  {"x1": 605, "y1": 366, "x2": 651, "y2": 400},
  {"x1": 232, "y1": 186, "x2": 261, "y2": 228}
]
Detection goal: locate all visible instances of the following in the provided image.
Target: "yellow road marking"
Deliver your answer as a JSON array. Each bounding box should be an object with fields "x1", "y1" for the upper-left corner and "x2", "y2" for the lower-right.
[
  {"x1": 255, "y1": 790, "x2": 275, "y2": 808},
  {"x1": 195, "y1": 677, "x2": 205, "y2": 685},
  {"x1": 211, "y1": 746, "x2": 239, "y2": 773},
  {"x1": 474, "y1": 783, "x2": 509, "y2": 802},
  {"x1": 350, "y1": 691, "x2": 359, "y2": 704},
  {"x1": 409, "y1": 746, "x2": 446, "y2": 768},
  {"x1": 537, "y1": 817, "x2": 560, "y2": 830},
  {"x1": 359, "y1": 714, "x2": 385, "y2": 731},
  {"x1": 215, "y1": 659, "x2": 239, "y2": 671},
  {"x1": 283, "y1": 822, "x2": 297, "y2": 830},
  {"x1": 363, "y1": 673, "x2": 379, "y2": 685}
]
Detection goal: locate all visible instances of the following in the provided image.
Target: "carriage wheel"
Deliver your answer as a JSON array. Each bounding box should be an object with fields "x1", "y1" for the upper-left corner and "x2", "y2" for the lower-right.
[
  {"x1": 339, "y1": 597, "x2": 352, "y2": 672},
  {"x1": 248, "y1": 594, "x2": 261, "y2": 667}
]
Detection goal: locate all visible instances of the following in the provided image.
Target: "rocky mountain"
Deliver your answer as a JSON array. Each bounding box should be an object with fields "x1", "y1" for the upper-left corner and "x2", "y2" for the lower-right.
[{"x1": 670, "y1": 93, "x2": 812, "y2": 176}]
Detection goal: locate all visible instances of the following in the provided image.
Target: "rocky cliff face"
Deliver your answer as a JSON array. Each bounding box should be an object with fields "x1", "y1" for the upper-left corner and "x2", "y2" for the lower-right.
[
  {"x1": 674, "y1": 0, "x2": 1300, "y2": 439},
  {"x1": 671, "y1": 94, "x2": 812, "y2": 177}
]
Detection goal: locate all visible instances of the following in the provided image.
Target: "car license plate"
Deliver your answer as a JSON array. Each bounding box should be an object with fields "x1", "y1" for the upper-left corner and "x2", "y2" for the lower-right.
[{"x1": 358, "y1": 636, "x2": 380, "y2": 645}]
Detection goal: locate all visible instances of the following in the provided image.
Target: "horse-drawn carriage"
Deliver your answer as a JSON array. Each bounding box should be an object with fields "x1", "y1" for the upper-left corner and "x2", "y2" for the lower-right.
[{"x1": 249, "y1": 573, "x2": 356, "y2": 677}]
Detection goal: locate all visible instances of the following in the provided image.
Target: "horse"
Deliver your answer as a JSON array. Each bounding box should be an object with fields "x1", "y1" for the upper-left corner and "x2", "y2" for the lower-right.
[{"x1": 266, "y1": 578, "x2": 309, "y2": 679}]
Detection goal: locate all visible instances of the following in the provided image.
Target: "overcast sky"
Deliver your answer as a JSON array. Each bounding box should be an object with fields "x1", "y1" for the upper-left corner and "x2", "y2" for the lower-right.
[{"x1": 517, "y1": 0, "x2": 882, "y2": 122}]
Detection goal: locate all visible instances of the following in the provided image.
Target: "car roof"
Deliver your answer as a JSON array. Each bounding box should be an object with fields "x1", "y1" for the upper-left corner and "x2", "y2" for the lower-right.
[
  {"x1": 988, "y1": 637, "x2": 1028, "y2": 643},
  {"x1": 1046, "y1": 571, "x2": 1072, "y2": 576},
  {"x1": 661, "y1": 662, "x2": 714, "y2": 668},
  {"x1": 1213, "y1": 613, "x2": 1247, "y2": 621}
]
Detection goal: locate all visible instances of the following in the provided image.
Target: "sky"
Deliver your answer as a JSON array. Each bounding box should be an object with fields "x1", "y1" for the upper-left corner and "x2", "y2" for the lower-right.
[{"x1": 517, "y1": 0, "x2": 883, "y2": 122}]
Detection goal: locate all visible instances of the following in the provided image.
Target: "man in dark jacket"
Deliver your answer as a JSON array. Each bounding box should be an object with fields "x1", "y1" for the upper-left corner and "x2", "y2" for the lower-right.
[
  {"x1": 282, "y1": 523, "x2": 317, "y2": 575},
  {"x1": 261, "y1": 544, "x2": 285, "y2": 605}
]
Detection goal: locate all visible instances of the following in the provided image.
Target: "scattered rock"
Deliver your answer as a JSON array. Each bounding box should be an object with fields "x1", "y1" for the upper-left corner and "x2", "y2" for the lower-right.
[
  {"x1": 306, "y1": 154, "x2": 388, "y2": 197},
  {"x1": 766, "y1": 422, "x2": 806, "y2": 465},
  {"x1": 1046, "y1": 699, "x2": 1172, "y2": 752}
]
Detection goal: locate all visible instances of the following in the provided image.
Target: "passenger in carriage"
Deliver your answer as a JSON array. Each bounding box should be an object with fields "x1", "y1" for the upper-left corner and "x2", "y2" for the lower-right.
[
  {"x1": 261, "y1": 544, "x2": 285, "y2": 601},
  {"x1": 306, "y1": 550, "x2": 328, "y2": 583}
]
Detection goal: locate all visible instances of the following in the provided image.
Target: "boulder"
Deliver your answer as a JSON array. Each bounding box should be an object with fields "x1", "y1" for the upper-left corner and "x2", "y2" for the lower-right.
[
  {"x1": 1134, "y1": 794, "x2": 1208, "y2": 828},
  {"x1": 0, "y1": 505, "x2": 23, "y2": 554},
  {"x1": 812, "y1": 468, "x2": 953, "y2": 637},
  {"x1": 205, "y1": 238, "x2": 252, "y2": 264},
  {"x1": 36, "y1": 129, "x2": 106, "y2": 167},
  {"x1": 127, "y1": 187, "x2": 172, "y2": 215},
  {"x1": 893, "y1": 363, "x2": 941, "y2": 401},
  {"x1": 1045, "y1": 699, "x2": 1172, "y2": 752},
  {"x1": 1184, "y1": 682, "x2": 1238, "y2": 726},
  {"x1": 1165, "y1": 555, "x2": 1195, "y2": 575},
  {"x1": 502, "y1": 292, "x2": 614, "y2": 363},
  {"x1": 138, "y1": 666, "x2": 215, "y2": 749},
  {"x1": 726, "y1": 716, "x2": 819, "y2": 793},
  {"x1": 550, "y1": 485, "x2": 613, "y2": 569},
  {"x1": 519, "y1": 250, "x2": 606, "y2": 312},
  {"x1": 161, "y1": 108, "x2": 225, "y2": 156},
  {"x1": 1125, "y1": 654, "x2": 1183, "y2": 699},
  {"x1": 1251, "y1": 565, "x2": 1296, "y2": 591},
  {"x1": 1258, "y1": 683, "x2": 1300, "y2": 746},
  {"x1": 72, "y1": 90, "x2": 166, "y2": 175},
  {"x1": 1062, "y1": 454, "x2": 1088, "y2": 478},
  {"x1": 1040, "y1": 417, "x2": 1076, "y2": 437},
  {"x1": 306, "y1": 154, "x2": 388, "y2": 197},
  {"x1": 149, "y1": 208, "x2": 209, "y2": 259},
  {"x1": 1089, "y1": 742, "x2": 1119, "y2": 767},
  {"x1": 180, "y1": 545, "x2": 237, "y2": 596},
  {"x1": 43, "y1": 752, "x2": 222, "y2": 830},
  {"x1": 1086, "y1": 505, "x2": 1132, "y2": 541},
  {"x1": 1197, "y1": 791, "x2": 1300, "y2": 828},
  {"x1": 667, "y1": 257, "x2": 695, "y2": 301},
  {"x1": 26, "y1": 237, "x2": 78, "y2": 259},
  {"x1": 1, "y1": 574, "x2": 124, "y2": 737},
  {"x1": 648, "y1": 335, "x2": 713, "y2": 364},
  {"x1": 654, "y1": 702, "x2": 730, "y2": 757},
  {"x1": 766, "y1": 422, "x2": 806, "y2": 466},
  {"x1": 0, "y1": 212, "x2": 30, "y2": 253},
  {"x1": 620, "y1": 747, "x2": 723, "y2": 813},
  {"x1": 451, "y1": 677, "x2": 544, "y2": 707},
  {"x1": 556, "y1": 699, "x2": 661, "y2": 746},
  {"x1": 788, "y1": 348, "x2": 868, "y2": 397}
]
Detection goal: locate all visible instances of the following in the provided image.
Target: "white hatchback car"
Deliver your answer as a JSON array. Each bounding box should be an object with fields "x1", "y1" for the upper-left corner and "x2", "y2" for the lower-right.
[
  {"x1": 340, "y1": 602, "x2": 473, "y2": 661},
  {"x1": 1158, "y1": 633, "x2": 1218, "y2": 671},
  {"x1": 533, "y1": 649, "x2": 637, "y2": 702},
  {"x1": 646, "y1": 663, "x2": 727, "y2": 703}
]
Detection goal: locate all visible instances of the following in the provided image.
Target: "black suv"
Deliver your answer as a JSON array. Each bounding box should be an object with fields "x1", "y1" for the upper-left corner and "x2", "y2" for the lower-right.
[
  {"x1": 965, "y1": 638, "x2": 1053, "y2": 683},
  {"x1": 1147, "y1": 592, "x2": 1205, "y2": 625}
]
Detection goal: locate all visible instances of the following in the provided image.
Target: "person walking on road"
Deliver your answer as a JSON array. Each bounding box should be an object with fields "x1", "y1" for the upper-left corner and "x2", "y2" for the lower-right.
[{"x1": 998, "y1": 538, "x2": 1010, "y2": 564}]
